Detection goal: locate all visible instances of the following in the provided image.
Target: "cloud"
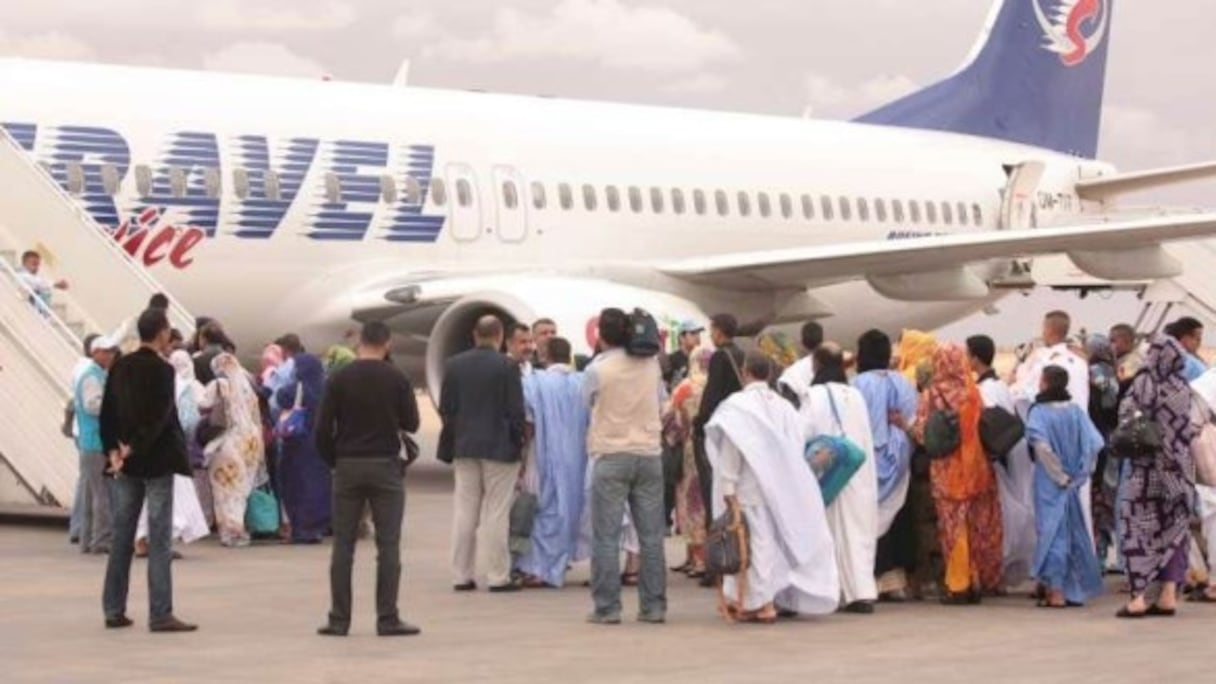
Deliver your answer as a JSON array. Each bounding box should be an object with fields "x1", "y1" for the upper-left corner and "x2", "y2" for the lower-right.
[
  {"x1": 421, "y1": 0, "x2": 741, "y2": 73},
  {"x1": 662, "y1": 73, "x2": 730, "y2": 95},
  {"x1": 202, "y1": 42, "x2": 328, "y2": 79},
  {"x1": 194, "y1": 1, "x2": 356, "y2": 32},
  {"x1": 0, "y1": 30, "x2": 95, "y2": 60},
  {"x1": 391, "y1": 13, "x2": 439, "y2": 40},
  {"x1": 802, "y1": 73, "x2": 918, "y2": 118}
]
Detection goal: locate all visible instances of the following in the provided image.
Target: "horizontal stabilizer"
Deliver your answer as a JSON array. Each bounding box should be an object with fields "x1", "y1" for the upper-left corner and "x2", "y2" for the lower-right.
[
  {"x1": 1076, "y1": 161, "x2": 1216, "y2": 200},
  {"x1": 660, "y1": 213, "x2": 1216, "y2": 291}
]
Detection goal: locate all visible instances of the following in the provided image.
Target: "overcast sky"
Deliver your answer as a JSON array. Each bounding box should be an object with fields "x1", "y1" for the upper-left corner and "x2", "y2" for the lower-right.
[{"x1": 2, "y1": 0, "x2": 1213, "y2": 343}]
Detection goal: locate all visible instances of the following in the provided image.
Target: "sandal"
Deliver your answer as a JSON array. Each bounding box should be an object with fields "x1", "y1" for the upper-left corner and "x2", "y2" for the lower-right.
[
  {"x1": 669, "y1": 562, "x2": 690, "y2": 573},
  {"x1": 1145, "y1": 604, "x2": 1176, "y2": 617},
  {"x1": 621, "y1": 572, "x2": 640, "y2": 587},
  {"x1": 1116, "y1": 606, "x2": 1147, "y2": 619}
]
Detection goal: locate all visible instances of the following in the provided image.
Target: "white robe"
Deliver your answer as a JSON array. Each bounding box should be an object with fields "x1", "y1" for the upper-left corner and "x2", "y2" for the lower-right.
[
  {"x1": 800, "y1": 383, "x2": 879, "y2": 605},
  {"x1": 706, "y1": 383, "x2": 839, "y2": 615},
  {"x1": 1189, "y1": 371, "x2": 1216, "y2": 569},
  {"x1": 978, "y1": 377, "x2": 1037, "y2": 587},
  {"x1": 136, "y1": 475, "x2": 211, "y2": 544},
  {"x1": 778, "y1": 356, "x2": 815, "y2": 407}
]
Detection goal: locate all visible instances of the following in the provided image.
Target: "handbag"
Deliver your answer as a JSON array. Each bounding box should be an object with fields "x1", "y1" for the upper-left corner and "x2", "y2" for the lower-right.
[
  {"x1": 244, "y1": 485, "x2": 280, "y2": 537},
  {"x1": 923, "y1": 388, "x2": 962, "y2": 460},
  {"x1": 705, "y1": 501, "x2": 749, "y2": 577},
  {"x1": 274, "y1": 383, "x2": 308, "y2": 441},
  {"x1": 804, "y1": 387, "x2": 866, "y2": 506},
  {"x1": 979, "y1": 405, "x2": 1024, "y2": 461},
  {"x1": 1110, "y1": 410, "x2": 1163, "y2": 461},
  {"x1": 509, "y1": 490, "x2": 538, "y2": 556}
]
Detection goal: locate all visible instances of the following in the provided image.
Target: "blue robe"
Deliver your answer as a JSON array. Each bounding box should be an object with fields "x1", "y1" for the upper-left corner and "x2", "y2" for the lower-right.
[
  {"x1": 1027, "y1": 402, "x2": 1105, "y2": 603},
  {"x1": 853, "y1": 370, "x2": 919, "y2": 505},
  {"x1": 1185, "y1": 354, "x2": 1207, "y2": 382},
  {"x1": 274, "y1": 354, "x2": 332, "y2": 543},
  {"x1": 517, "y1": 367, "x2": 589, "y2": 587}
]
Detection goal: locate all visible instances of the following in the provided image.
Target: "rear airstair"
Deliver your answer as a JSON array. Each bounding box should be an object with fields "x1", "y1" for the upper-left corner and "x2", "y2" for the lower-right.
[{"x1": 0, "y1": 128, "x2": 194, "y2": 508}]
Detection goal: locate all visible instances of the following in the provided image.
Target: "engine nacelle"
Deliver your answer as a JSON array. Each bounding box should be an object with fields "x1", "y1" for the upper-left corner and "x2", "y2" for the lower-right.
[{"x1": 423, "y1": 277, "x2": 707, "y2": 405}]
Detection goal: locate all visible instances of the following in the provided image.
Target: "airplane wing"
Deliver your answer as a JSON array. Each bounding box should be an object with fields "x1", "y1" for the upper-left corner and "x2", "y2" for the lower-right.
[
  {"x1": 659, "y1": 213, "x2": 1216, "y2": 294},
  {"x1": 1076, "y1": 161, "x2": 1216, "y2": 200}
]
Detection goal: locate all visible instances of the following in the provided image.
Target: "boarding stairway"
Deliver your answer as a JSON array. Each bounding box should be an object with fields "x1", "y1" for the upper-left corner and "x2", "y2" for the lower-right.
[{"x1": 0, "y1": 128, "x2": 194, "y2": 508}]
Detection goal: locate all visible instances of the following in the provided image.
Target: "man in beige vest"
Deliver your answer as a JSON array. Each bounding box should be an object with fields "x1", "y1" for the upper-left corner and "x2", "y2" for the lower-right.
[{"x1": 583, "y1": 308, "x2": 667, "y2": 624}]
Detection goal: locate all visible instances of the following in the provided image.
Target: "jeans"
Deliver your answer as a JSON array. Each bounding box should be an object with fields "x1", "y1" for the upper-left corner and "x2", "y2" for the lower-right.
[
  {"x1": 69, "y1": 452, "x2": 85, "y2": 541},
  {"x1": 329, "y1": 458, "x2": 406, "y2": 628},
  {"x1": 103, "y1": 474, "x2": 175, "y2": 625},
  {"x1": 78, "y1": 450, "x2": 113, "y2": 553},
  {"x1": 590, "y1": 454, "x2": 666, "y2": 619}
]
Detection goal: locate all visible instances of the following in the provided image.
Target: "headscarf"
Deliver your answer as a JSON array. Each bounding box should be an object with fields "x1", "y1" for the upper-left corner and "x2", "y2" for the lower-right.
[
  {"x1": 811, "y1": 343, "x2": 848, "y2": 385},
  {"x1": 856, "y1": 329, "x2": 893, "y2": 374},
  {"x1": 293, "y1": 353, "x2": 326, "y2": 414},
  {"x1": 756, "y1": 331, "x2": 800, "y2": 371},
  {"x1": 324, "y1": 345, "x2": 356, "y2": 375},
  {"x1": 212, "y1": 352, "x2": 263, "y2": 433},
  {"x1": 1127, "y1": 336, "x2": 1197, "y2": 458},
  {"x1": 260, "y1": 344, "x2": 284, "y2": 386},
  {"x1": 918, "y1": 343, "x2": 992, "y2": 499},
  {"x1": 897, "y1": 329, "x2": 937, "y2": 388},
  {"x1": 169, "y1": 349, "x2": 203, "y2": 434},
  {"x1": 1085, "y1": 333, "x2": 1115, "y2": 366}
]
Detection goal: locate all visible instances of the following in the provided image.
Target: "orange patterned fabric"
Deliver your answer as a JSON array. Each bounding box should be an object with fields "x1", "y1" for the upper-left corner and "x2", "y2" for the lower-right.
[{"x1": 918, "y1": 344, "x2": 995, "y2": 501}]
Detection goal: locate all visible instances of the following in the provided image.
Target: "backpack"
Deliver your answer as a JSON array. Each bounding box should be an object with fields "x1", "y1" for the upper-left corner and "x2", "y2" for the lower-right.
[
  {"x1": 626, "y1": 308, "x2": 661, "y2": 357},
  {"x1": 978, "y1": 406, "x2": 1024, "y2": 460}
]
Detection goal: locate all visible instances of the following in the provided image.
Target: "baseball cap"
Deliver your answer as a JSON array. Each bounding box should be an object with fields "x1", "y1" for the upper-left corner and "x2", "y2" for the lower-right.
[
  {"x1": 677, "y1": 320, "x2": 704, "y2": 335},
  {"x1": 89, "y1": 336, "x2": 119, "y2": 353}
]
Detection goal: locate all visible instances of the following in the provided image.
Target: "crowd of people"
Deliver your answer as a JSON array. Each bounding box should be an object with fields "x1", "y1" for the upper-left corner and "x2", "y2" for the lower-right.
[
  {"x1": 61, "y1": 287, "x2": 1216, "y2": 632},
  {"x1": 438, "y1": 308, "x2": 1216, "y2": 625}
]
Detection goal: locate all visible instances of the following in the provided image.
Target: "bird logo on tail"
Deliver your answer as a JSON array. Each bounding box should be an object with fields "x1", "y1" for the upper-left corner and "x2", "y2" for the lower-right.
[{"x1": 1032, "y1": 0, "x2": 1109, "y2": 67}]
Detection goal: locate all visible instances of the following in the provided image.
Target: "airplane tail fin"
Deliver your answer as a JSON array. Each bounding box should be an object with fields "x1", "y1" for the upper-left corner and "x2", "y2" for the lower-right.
[{"x1": 856, "y1": 0, "x2": 1112, "y2": 158}]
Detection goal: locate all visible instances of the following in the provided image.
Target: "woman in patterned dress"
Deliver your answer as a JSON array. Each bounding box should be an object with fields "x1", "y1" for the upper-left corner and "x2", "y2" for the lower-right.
[
  {"x1": 1116, "y1": 336, "x2": 1197, "y2": 618},
  {"x1": 915, "y1": 343, "x2": 1004, "y2": 604},
  {"x1": 202, "y1": 353, "x2": 267, "y2": 547}
]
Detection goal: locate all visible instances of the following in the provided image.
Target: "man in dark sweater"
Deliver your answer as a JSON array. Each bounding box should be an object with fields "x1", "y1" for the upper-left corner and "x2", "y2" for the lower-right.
[
  {"x1": 439, "y1": 315, "x2": 526, "y2": 592},
  {"x1": 691, "y1": 313, "x2": 745, "y2": 584},
  {"x1": 100, "y1": 308, "x2": 196, "y2": 633},
  {"x1": 315, "y1": 321, "x2": 421, "y2": 637}
]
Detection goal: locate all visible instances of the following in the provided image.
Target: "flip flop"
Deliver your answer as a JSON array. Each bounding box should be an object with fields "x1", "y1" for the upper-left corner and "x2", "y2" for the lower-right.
[
  {"x1": 1116, "y1": 606, "x2": 1147, "y2": 619},
  {"x1": 1145, "y1": 604, "x2": 1176, "y2": 617}
]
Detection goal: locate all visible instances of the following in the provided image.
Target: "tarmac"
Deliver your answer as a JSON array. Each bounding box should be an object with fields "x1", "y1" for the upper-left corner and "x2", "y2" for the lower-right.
[{"x1": 2, "y1": 455, "x2": 1214, "y2": 684}]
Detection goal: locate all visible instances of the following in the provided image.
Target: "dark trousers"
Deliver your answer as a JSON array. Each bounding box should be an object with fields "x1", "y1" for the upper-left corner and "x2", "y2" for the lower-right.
[
  {"x1": 661, "y1": 443, "x2": 682, "y2": 528},
  {"x1": 693, "y1": 435, "x2": 713, "y2": 534},
  {"x1": 104, "y1": 474, "x2": 175, "y2": 625},
  {"x1": 329, "y1": 458, "x2": 405, "y2": 628}
]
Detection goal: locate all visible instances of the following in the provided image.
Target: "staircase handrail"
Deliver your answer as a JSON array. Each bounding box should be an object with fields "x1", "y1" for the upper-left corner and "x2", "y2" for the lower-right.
[
  {"x1": 0, "y1": 257, "x2": 78, "y2": 399},
  {"x1": 0, "y1": 129, "x2": 195, "y2": 335}
]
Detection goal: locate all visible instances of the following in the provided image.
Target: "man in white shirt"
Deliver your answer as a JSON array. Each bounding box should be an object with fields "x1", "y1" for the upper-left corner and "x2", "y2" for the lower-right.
[
  {"x1": 778, "y1": 321, "x2": 824, "y2": 408},
  {"x1": 507, "y1": 322, "x2": 536, "y2": 377},
  {"x1": 1011, "y1": 311, "x2": 1089, "y2": 415}
]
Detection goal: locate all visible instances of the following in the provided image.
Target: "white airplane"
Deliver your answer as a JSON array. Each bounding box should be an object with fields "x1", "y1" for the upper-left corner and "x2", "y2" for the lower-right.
[{"x1": 1, "y1": 0, "x2": 1215, "y2": 400}]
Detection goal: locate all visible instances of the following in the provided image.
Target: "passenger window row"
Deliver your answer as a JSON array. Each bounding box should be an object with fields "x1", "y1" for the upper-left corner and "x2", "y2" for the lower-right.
[{"x1": 57, "y1": 161, "x2": 986, "y2": 227}]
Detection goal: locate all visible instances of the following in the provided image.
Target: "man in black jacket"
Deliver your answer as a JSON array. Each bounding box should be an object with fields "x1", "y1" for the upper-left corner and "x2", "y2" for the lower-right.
[
  {"x1": 691, "y1": 314, "x2": 745, "y2": 583},
  {"x1": 440, "y1": 315, "x2": 526, "y2": 593},
  {"x1": 315, "y1": 321, "x2": 421, "y2": 637},
  {"x1": 100, "y1": 308, "x2": 196, "y2": 633}
]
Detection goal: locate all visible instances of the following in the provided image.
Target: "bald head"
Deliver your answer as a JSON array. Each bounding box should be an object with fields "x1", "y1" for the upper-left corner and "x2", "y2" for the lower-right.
[
  {"x1": 474, "y1": 315, "x2": 505, "y2": 349},
  {"x1": 1043, "y1": 311, "x2": 1071, "y2": 345}
]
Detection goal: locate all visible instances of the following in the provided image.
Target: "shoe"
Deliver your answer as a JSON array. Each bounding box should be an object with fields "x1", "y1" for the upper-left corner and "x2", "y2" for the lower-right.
[
  {"x1": 586, "y1": 613, "x2": 621, "y2": 625},
  {"x1": 105, "y1": 615, "x2": 134, "y2": 629},
  {"x1": 377, "y1": 620, "x2": 422, "y2": 637},
  {"x1": 149, "y1": 616, "x2": 198, "y2": 633},
  {"x1": 453, "y1": 581, "x2": 477, "y2": 592},
  {"x1": 317, "y1": 624, "x2": 349, "y2": 637},
  {"x1": 637, "y1": 612, "x2": 666, "y2": 624},
  {"x1": 91, "y1": 545, "x2": 111, "y2": 555},
  {"x1": 842, "y1": 601, "x2": 875, "y2": 615},
  {"x1": 878, "y1": 590, "x2": 908, "y2": 604},
  {"x1": 1146, "y1": 604, "x2": 1177, "y2": 618},
  {"x1": 489, "y1": 582, "x2": 522, "y2": 593},
  {"x1": 940, "y1": 593, "x2": 973, "y2": 606},
  {"x1": 1116, "y1": 606, "x2": 1147, "y2": 619},
  {"x1": 776, "y1": 608, "x2": 799, "y2": 619}
]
